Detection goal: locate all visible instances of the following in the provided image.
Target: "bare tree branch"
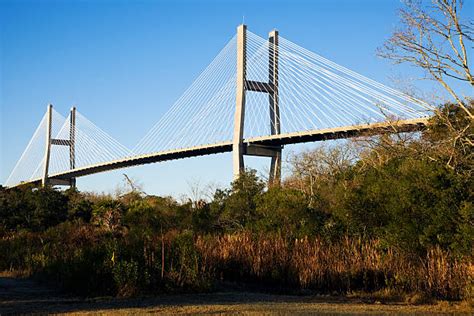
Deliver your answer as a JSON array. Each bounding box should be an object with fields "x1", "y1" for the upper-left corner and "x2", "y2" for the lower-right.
[{"x1": 379, "y1": 0, "x2": 474, "y2": 119}]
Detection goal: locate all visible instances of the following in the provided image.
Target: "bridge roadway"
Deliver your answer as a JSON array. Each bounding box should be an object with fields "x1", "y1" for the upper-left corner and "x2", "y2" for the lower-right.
[{"x1": 17, "y1": 118, "x2": 428, "y2": 187}]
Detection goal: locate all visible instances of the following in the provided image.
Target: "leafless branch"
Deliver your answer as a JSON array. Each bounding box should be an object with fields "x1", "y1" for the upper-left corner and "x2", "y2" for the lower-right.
[{"x1": 379, "y1": 0, "x2": 473, "y2": 119}]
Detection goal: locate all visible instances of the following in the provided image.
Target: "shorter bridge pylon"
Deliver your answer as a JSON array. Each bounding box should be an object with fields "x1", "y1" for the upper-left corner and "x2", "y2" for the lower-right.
[{"x1": 42, "y1": 104, "x2": 76, "y2": 187}]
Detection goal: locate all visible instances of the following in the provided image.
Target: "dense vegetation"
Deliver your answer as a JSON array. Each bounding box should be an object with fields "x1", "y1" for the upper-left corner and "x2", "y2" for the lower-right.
[{"x1": 0, "y1": 104, "x2": 472, "y2": 301}]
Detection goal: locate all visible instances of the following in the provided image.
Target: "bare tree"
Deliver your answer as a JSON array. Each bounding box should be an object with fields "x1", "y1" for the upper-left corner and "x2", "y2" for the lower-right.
[
  {"x1": 286, "y1": 144, "x2": 357, "y2": 198},
  {"x1": 379, "y1": 0, "x2": 473, "y2": 119},
  {"x1": 115, "y1": 173, "x2": 146, "y2": 198},
  {"x1": 186, "y1": 179, "x2": 218, "y2": 208}
]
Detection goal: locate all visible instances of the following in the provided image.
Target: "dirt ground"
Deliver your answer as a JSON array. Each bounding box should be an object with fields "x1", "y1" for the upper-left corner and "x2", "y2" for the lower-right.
[{"x1": 0, "y1": 274, "x2": 472, "y2": 315}]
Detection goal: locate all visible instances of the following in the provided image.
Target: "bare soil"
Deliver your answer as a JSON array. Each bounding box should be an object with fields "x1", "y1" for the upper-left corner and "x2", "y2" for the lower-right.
[{"x1": 0, "y1": 273, "x2": 471, "y2": 315}]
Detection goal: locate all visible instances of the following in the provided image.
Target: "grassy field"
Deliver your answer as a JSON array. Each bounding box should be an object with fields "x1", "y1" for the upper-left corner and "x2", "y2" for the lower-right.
[{"x1": 1, "y1": 273, "x2": 472, "y2": 315}]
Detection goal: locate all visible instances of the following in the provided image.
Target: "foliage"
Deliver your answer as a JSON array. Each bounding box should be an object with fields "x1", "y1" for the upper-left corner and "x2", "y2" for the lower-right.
[
  {"x1": 0, "y1": 186, "x2": 68, "y2": 232},
  {"x1": 218, "y1": 169, "x2": 265, "y2": 231},
  {"x1": 0, "y1": 103, "x2": 472, "y2": 300},
  {"x1": 343, "y1": 156, "x2": 472, "y2": 255}
]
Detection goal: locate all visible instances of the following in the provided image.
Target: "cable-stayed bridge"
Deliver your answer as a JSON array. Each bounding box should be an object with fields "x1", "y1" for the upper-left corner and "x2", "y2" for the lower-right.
[{"x1": 5, "y1": 25, "x2": 431, "y2": 188}]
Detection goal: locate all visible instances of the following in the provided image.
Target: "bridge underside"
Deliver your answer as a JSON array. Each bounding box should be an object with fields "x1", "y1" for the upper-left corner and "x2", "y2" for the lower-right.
[{"x1": 14, "y1": 118, "x2": 427, "y2": 188}]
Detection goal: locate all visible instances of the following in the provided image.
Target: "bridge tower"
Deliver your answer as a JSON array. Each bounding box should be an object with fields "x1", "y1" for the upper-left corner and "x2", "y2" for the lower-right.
[
  {"x1": 233, "y1": 24, "x2": 282, "y2": 185},
  {"x1": 41, "y1": 104, "x2": 77, "y2": 187}
]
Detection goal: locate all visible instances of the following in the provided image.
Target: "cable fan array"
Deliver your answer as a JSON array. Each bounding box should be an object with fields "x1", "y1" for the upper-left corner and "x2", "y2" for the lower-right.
[
  {"x1": 133, "y1": 35, "x2": 239, "y2": 154},
  {"x1": 5, "y1": 108, "x2": 65, "y2": 187},
  {"x1": 5, "y1": 109, "x2": 133, "y2": 187},
  {"x1": 135, "y1": 31, "x2": 430, "y2": 154},
  {"x1": 244, "y1": 31, "x2": 431, "y2": 138},
  {"x1": 5, "y1": 29, "x2": 432, "y2": 187}
]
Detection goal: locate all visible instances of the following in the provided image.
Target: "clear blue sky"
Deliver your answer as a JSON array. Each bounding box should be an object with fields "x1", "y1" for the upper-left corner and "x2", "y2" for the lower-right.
[{"x1": 1, "y1": 0, "x2": 470, "y2": 197}]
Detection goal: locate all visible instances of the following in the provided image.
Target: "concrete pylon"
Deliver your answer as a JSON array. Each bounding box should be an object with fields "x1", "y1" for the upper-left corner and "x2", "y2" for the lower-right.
[
  {"x1": 41, "y1": 104, "x2": 77, "y2": 188},
  {"x1": 41, "y1": 104, "x2": 53, "y2": 187},
  {"x1": 232, "y1": 25, "x2": 283, "y2": 185},
  {"x1": 268, "y1": 30, "x2": 281, "y2": 185},
  {"x1": 69, "y1": 106, "x2": 76, "y2": 187},
  {"x1": 232, "y1": 24, "x2": 247, "y2": 180}
]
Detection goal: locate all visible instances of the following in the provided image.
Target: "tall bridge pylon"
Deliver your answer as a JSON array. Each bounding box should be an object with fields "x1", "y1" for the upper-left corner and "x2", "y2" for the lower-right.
[{"x1": 233, "y1": 24, "x2": 282, "y2": 184}]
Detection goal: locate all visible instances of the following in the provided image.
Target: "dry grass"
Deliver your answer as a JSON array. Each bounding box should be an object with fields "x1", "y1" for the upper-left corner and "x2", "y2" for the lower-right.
[
  {"x1": 196, "y1": 233, "x2": 473, "y2": 300},
  {"x1": 62, "y1": 296, "x2": 473, "y2": 315}
]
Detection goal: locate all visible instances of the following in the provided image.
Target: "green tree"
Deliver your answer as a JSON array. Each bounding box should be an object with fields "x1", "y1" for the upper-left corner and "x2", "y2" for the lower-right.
[
  {"x1": 0, "y1": 186, "x2": 68, "y2": 232},
  {"x1": 219, "y1": 169, "x2": 265, "y2": 231},
  {"x1": 344, "y1": 156, "x2": 472, "y2": 255},
  {"x1": 64, "y1": 188, "x2": 93, "y2": 223},
  {"x1": 254, "y1": 187, "x2": 323, "y2": 237}
]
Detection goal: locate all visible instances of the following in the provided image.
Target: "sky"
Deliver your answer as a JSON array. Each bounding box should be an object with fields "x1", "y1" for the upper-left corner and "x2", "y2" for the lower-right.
[{"x1": 1, "y1": 0, "x2": 472, "y2": 197}]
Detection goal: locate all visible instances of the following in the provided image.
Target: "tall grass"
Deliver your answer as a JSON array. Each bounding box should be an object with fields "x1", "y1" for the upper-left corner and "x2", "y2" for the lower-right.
[
  {"x1": 1, "y1": 228, "x2": 472, "y2": 300},
  {"x1": 196, "y1": 233, "x2": 473, "y2": 300}
]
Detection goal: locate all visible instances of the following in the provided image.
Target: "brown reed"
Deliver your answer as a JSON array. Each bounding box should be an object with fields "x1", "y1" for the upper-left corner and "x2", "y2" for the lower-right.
[{"x1": 195, "y1": 232, "x2": 473, "y2": 300}]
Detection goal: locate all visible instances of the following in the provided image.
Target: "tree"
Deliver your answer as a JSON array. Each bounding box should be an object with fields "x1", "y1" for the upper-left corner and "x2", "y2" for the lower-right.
[
  {"x1": 64, "y1": 188, "x2": 93, "y2": 222},
  {"x1": 339, "y1": 132, "x2": 473, "y2": 255},
  {"x1": 380, "y1": 0, "x2": 473, "y2": 119},
  {"x1": 286, "y1": 144, "x2": 356, "y2": 201},
  {"x1": 0, "y1": 186, "x2": 68, "y2": 232},
  {"x1": 254, "y1": 187, "x2": 323, "y2": 237},
  {"x1": 219, "y1": 169, "x2": 265, "y2": 231},
  {"x1": 92, "y1": 198, "x2": 125, "y2": 232},
  {"x1": 422, "y1": 101, "x2": 474, "y2": 172}
]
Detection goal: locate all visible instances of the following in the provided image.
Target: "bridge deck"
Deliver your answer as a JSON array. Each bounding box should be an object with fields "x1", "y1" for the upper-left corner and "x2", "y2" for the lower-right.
[{"x1": 16, "y1": 118, "x2": 428, "y2": 187}]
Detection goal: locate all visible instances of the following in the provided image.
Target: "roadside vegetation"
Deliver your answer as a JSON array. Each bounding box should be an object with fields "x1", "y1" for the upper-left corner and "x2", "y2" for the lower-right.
[
  {"x1": 1, "y1": 0, "x2": 472, "y2": 309},
  {"x1": 0, "y1": 103, "x2": 472, "y2": 305}
]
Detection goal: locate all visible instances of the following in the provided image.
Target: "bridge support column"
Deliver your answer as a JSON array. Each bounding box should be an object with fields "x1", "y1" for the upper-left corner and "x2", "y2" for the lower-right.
[
  {"x1": 232, "y1": 25, "x2": 283, "y2": 185},
  {"x1": 232, "y1": 24, "x2": 247, "y2": 180},
  {"x1": 41, "y1": 104, "x2": 53, "y2": 187},
  {"x1": 42, "y1": 104, "x2": 77, "y2": 188},
  {"x1": 69, "y1": 106, "x2": 76, "y2": 188},
  {"x1": 268, "y1": 30, "x2": 281, "y2": 186}
]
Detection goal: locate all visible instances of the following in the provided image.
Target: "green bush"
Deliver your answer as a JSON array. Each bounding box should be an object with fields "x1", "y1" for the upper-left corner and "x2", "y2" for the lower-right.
[
  {"x1": 167, "y1": 230, "x2": 209, "y2": 291},
  {"x1": 113, "y1": 259, "x2": 139, "y2": 297},
  {"x1": 342, "y1": 156, "x2": 472, "y2": 255},
  {"x1": 0, "y1": 186, "x2": 68, "y2": 232}
]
